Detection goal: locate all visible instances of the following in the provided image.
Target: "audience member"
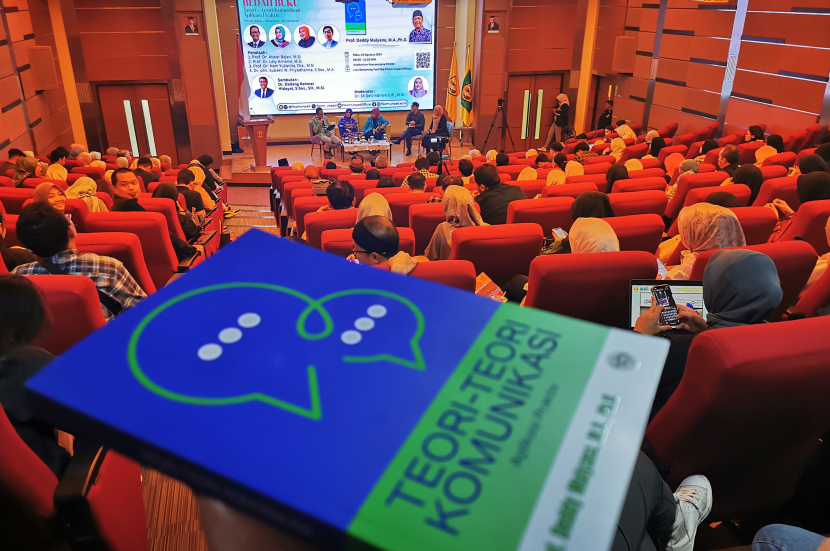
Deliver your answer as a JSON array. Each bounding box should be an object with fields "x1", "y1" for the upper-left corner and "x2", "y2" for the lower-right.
[
  {"x1": 188, "y1": 166, "x2": 217, "y2": 210},
  {"x1": 473, "y1": 164, "x2": 526, "y2": 225},
  {"x1": 68, "y1": 148, "x2": 82, "y2": 160},
  {"x1": 349, "y1": 156, "x2": 364, "y2": 174},
  {"x1": 115, "y1": 157, "x2": 130, "y2": 169},
  {"x1": 365, "y1": 169, "x2": 380, "y2": 181},
  {"x1": 525, "y1": 149, "x2": 538, "y2": 159},
  {"x1": 546, "y1": 168, "x2": 566, "y2": 186},
  {"x1": 718, "y1": 145, "x2": 740, "y2": 178},
  {"x1": 571, "y1": 191, "x2": 615, "y2": 219},
  {"x1": 406, "y1": 173, "x2": 427, "y2": 193},
  {"x1": 495, "y1": 153, "x2": 509, "y2": 167},
  {"x1": 176, "y1": 169, "x2": 206, "y2": 215},
  {"x1": 356, "y1": 193, "x2": 393, "y2": 223},
  {"x1": 66, "y1": 176, "x2": 108, "y2": 212},
  {"x1": 110, "y1": 168, "x2": 143, "y2": 211},
  {"x1": 374, "y1": 156, "x2": 389, "y2": 170},
  {"x1": 754, "y1": 143, "x2": 778, "y2": 167},
  {"x1": 574, "y1": 142, "x2": 597, "y2": 164},
  {"x1": 624, "y1": 159, "x2": 644, "y2": 172},
  {"x1": 12, "y1": 202, "x2": 146, "y2": 321},
  {"x1": 0, "y1": 275, "x2": 71, "y2": 477},
  {"x1": 615, "y1": 120, "x2": 636, "y2": 141},
  {"x1": 694, "y1": 139, "x2": 719, "y2": 164},
  {"x1": 377, "y1": 176, "x2": 395, "y2": 188},
  {"x1": 767, "y1": 134, "x2": 785, "y2": 154},
  {"x1": 152, "y1": 183, "x2": 201, "y2": 241},
  {"x1": 0, "y1": 148, "x2": 24, "y2": 174},
  {"x1": 767, "y1": 172, "x2": 830, "y2": 239},
  {"x1": 569, "y1": 218, "x2": 619, "y2": 253},
  {"x1": 469, "y1": 150, "x2": 482, "y2": 160},
  {"x1": 535, "y1": 154, "x2": 550, "y2": 167},
  {"x1": 517, "y1": 167, "x2": 538, "y2": 180},
  {"x1": 134, "y1": 158, "x2": 160, "y2": 186},
  {"x1": 45, "y1": 149, "x2": 68, "y2": 180},
  {"x1": 663, "y1": 203, "x2": 746, "y2": 280},
  {"x1": 550, "y1": 143, "x2": 564, "y2": 154},
  {"x1": 705, "y1": 191, "x2": 741, "y2": 208},
  {"x1": 745, "y1": 125, "x2": 765, "y2": 142},
  {"x1": 607, "y1": 137, "x2": 626, "y2": 161},
  {"x1": 33, "y1": 182, "x2": 67, "y2": 213},
  {"x1": 425, "y1": 186, "x2": 486, "y2": 260},
  {"x1": 802, "y1": 216, "x2": 830, "y2": 297},
  {"x1": 565, "y1": 160, "x2": 585, "y2": 178},
  {"x1": 324, "y1": 181, "x2": 355, "y2": 210},
  {"x1": 404, "y1": 157, "x2": 438, "y2": 188},
  {"x1": 12, "y1": 157, "x2": 43, "y2": 187},
  {"x1": 727, "y1": 164, "x2": 763, "y2": 204},
  {"x1": 457, "y1": 159, "x2": 474, "y2": 184},
  {"x1": 553, "y1": 153, "x2": 568, "y2": 171},
  {"x1": 0, "y1": 211, "x2": 37, "y2": 271},
  {"x1": 644, "y1": 130, "x2": 659, "y2": 145},
  {"x1": 605, "y1": 164, "x2": 629, "y2": 193},
  {"x1": 665, "y1": 157, "x2": 697, "y2": 200},
  {"x1": 77, "y1": 152, "x2": 92, "y2": 167},
  {"x1": 645, "y1": 137, "x2": 666, "y2": 160},
  {"x1": 816, "y1": 143, "x2": 830, "y2": 163},
  {"x1": 796, "y1": 154, "x2": 829, "y2": 176},
  {"x1": 351, "y1": 215, "x2": 423, "y2": 274}
]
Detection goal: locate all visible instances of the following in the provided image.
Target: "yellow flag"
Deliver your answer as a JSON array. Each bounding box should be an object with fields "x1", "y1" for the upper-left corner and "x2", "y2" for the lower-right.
[
  {"x1": 445, "y1": 43, "x2": 459, "y2": 122},
  {"x1": 460, "y1": 44, "x2": 473, "y2": 126}
]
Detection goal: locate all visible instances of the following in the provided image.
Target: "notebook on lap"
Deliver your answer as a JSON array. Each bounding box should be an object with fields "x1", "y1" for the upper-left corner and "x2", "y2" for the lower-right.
[{"x1": 27, "y1": 230, "x2": 670, "y2": 551}]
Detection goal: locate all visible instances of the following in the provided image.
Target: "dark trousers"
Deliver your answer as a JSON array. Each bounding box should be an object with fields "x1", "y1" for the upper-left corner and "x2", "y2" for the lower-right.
[
  {"x1": 613, "y1": 452, "x2": 677, "y2": 551},
  {"x1": 364, "y1": 128, "x2": 385, "y2": 140},
  {"x1": 399, "y1": 128, "x2": 421, "y2": 149}
]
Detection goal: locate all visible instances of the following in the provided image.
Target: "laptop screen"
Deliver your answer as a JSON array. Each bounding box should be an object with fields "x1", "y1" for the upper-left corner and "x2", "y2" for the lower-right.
[{"x1": 629, "y1": 280, "x2": 707, "y2": 330}]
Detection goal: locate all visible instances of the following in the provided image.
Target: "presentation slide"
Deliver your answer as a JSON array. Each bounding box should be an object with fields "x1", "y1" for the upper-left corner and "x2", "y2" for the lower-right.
[{"x1": 238, "y1": 0, "x2": 437, "y2": 116}]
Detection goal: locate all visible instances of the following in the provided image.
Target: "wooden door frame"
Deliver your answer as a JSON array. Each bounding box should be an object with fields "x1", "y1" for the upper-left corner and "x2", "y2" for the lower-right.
[
  {"x1": 504, "y1": 72, "x2": 566, "y2": 150},
  {"x1": 93, "y1": 80, "x2": 173, "y2": 156}
]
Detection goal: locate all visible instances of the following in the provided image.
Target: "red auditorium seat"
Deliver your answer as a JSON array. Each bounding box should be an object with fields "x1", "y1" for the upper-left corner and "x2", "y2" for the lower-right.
[
  {"x1": 665, "y1": 172, "x2": 729, "y2": 219},
  {"x1": 784, "y1": 129, "x2": 808, "y2": 153},
  {"x1": 283, "y1": 181, "x2": 313, "y2": 220},
  {"x1": 339, "y1": 174, "x2": 366, "y2": 182},
  {"x1": 608, "y1": 190, "x2": 668, "y2": 216},
  {"x1": 760, "y1": 165, "x2": 787, "y2": 182},
  {"x1": 604, "y1": 214, "x2": 664, "y2": 252},
  {"x1": 796, "y1": 147, "x2": 817, "y2": 164},
  {"x1": 639, "y1": 158, "x2": 664, "y2": 170},
  {"x1": 795, "y1": 266, "x2": 830, "y2": 318},
  {"x1": 75, "y1": 233, "x2": 157, "y2": 295},
  {"x1": 689, "y1": 241, "x2": 817, "y2": 320},
  {"x1": 752, "y1": 176, "x2": 799, "y2": 208},
  {"x1": 497, "y1": 166, "x2": 527, "y2": 179},
  {"x1": 19, "y1": 178, "x2": 68, "y2": 191},
  {"x1": 618, "y1": 143, "x2": 649, "y2": 163},
  {"x1": 659, "y1": 122, "x2": 678, "y2": 139},
  {"x1": 86, "y1": 212, "x2": 184, "y2": 289},
  {"x1": 26, "y1": 275, "x2": 106, "y2": 354},
  {"x1": 705, "y1": 122, "x2": 720, "y2": 140},
  {"x1": 321, "y1": 168, "x2": 350, "y2": 179},
  {"x1": 392, "y1": 172, "x2": 416, "y2": 186},
  {"x1": 730, "y1": 207, "x2": 779, "y2": 245},
  {"x1": 510, "y1": 180, "x2": 545, "y2": 199},
  {"x1": 0, "y1": 175, "x2": 13, "y2": 187},
  {"x1": 305, "y1": 209, "x2": 358, "y2": 248},
  {"x1": 293, "y1": 196, "x2": 330, "y2": 238},
  {"x1": 351, "y1": 181, "x2": 380, "y2": 205},
  {"x1": 409, "y1": 202, "x2": 481, "y2": 255},
  {"x1": 802, "y1": 123, "x2": 824, "y2": 150},
  {"x1": 703, "y1": 147, "x2": 723, "y2": 166},
  {"x1": 685, "y1": 141, "x2": 704, "y2": 160},
  {"x1": 0, "y1": 187, "x2": 35, "y2": 213},
  {"x1": 717, "y1": 134, "x2": 741, "y2": 147},
  {"x1": 507, "y1": 197, "x2": 575, "y2": 234},
  {"x1": 671, "y1": 133, "x2": 695, "y2": 151},
  {"x1": 628, "y1": 168, "x2": 666, "y2": 179},
  {"x1": 320, "y1": 227, "x2": 416, "y2": 257},
  {"x1": 584, "y1": 161, "x2": 613, "y2": 174},
  {"x1": 386, "y1": 194, "x2": 433, "y2": 227},
  {"x1": 71, "y1": 166, "x2": 104, "y2": 180},
  {"x1": 593, "y1": 144, "x2": 611, "y2": 156},
  {"x1": 775, "y1": 200, "x2": 830, "y2": 256},
  {"x1": 657, "y1": 145, "x2": 689, "y2": 166},
  {"x1": 612, "y1": 177, "x2": 667, "y2": 193},
  {"x1": 683, "y1": 184, "x2": 752, "y2": 208},
  {"x1": 737, "y1": 141, "x2": 764, "y2": 165},
  {"x1": 583, "y1": 156, "x2": 614, "y2": 166},
  {"x1": 407, "y1": 260, "x2": 477, "y2": 291},
  {"x1": 646, "y1": 316, "x2": 830, "y2": 516},
  {"x1": 366, "y1": 187, "x2": 409, "y2": 199},
  {"x1": 541, "y1": 182, "x2": 600, "y2": 198},
  {"x1": 566, "y1": 173, "x2": 606, "y2": 186},
  {"x1": 525, "y1": 251, "x2": 658, "y2": 328},
  {"x1": 449, "y1": 223, "x2": 544, "y2": 286}
]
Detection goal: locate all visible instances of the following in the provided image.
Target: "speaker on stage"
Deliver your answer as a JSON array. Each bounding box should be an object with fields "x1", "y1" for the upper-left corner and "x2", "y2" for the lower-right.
[
  {"x1": 612, "y1": 36, "x2": 637, "y2": 74},
  {"x1": 29, "y1": 46, "x2": 58, "y2": 91}
]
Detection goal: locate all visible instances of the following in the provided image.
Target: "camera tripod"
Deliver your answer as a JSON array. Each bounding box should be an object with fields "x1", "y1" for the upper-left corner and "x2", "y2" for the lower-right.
[{"x1": 482, "y1": 98, "x2": 516, "y2": 153}]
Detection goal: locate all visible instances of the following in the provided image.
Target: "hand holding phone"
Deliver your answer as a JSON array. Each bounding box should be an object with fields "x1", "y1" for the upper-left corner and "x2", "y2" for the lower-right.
[
  {"x1": 651, "y1": 285, "x2": 679, "y2": 327},
  {"x1": 552, "y1": 227, "x2": 568, "y2": 242}
]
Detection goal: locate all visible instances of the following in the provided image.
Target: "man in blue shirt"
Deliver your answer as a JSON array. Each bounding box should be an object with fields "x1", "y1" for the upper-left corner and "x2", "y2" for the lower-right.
[
  {"x1": 247, "y1": 25, "x2": 265, "y2": 48},
  {"x1": 254, "y1": 77, "x2": 274, "y2": 98},
  {"x1": 408, "y1": 10, "x2": 431, "y2": 43},
  {"x1": 391, "y1": 102, "x2": 425, "y2": 156},
  {"x1": 321, "y1": 26, "x2": 338, "y2": 48}
]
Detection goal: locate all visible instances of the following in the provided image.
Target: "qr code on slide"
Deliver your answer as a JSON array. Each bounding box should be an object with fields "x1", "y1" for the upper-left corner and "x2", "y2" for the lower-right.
[{"x1": 415, "y1": 51, "x2": 431, "y2": 69}]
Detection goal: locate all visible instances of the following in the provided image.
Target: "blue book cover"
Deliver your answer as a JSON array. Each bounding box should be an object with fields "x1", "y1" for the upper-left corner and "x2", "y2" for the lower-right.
[{"x1": 26, "y1": 230, "x2": 668, "y2": 551}]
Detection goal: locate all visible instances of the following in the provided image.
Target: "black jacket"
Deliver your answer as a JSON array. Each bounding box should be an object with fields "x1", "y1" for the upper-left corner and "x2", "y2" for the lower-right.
[
  {"x1": 428, "y1": 115, "x2": 450, "y2": 137},
  {"x1": 475, "y1": 183, "x2": 527, "y2": 225},
  {"x1": 134, "y1": 168, "x2": 159, "y2": 186}
]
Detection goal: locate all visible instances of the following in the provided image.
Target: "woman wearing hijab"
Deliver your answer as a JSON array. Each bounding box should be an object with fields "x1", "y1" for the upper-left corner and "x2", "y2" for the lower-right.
[
  {"x1": 486, "y1": 150, "x2": 498, "y2": 162},
  {"x1": 572, "y1": 191, "x2": 615, "y2": 219},
  {"x1": 745, "y1": 125, "x2": 765, "y2": 143},
  {"x1": 644, "y1": 130, "x2": 659, "y2": 145},
  {"x1": 425, "y1": 186, "x2": 486, "y2": 260},
  {"x1": 338, "y1": 109, "x2": 359, "y2": 140},
  {"x1": 754, "y1": 144, "x2": 778, "y2": 167},
  {"x1": 115, "y1": 157, "x2": 129, "y2": 169},
  {"x1": 564, "y1": 160, "x2": 584, "y2": 179},
  {"x1": 301, "y1": 165, "x2": 321, "y2": 182},
  {"x1": 765, "y1": 172, "x2": 830, "y2": 241},
  {"x1": 796, "y1": 154, "x2": 829, "y2": 176},
  {"x1": 606, "y1": 137, "x2": 626, "y2": 162},
  {"x1": 409, "y1": 77, "x2": 426, "y2": 98},
  {"x1": 188, "y1": 166, "x2": 216, "y2": 210},
  {"x1": 66, "y1": 176, "x2": 108, "y2": 212},
  {"x1": 152, "y1": 183, "x2": 201, "y2": 241},
  {"x1": 541, "y1": 94, "x2": 570, "y2": 150},
  {"x1": 356, "y1": 192, "x2": 393, "y2": 223},
  {"x1": 569, "y1": 218, "x2": 620, "y2": 254},
  {"x1": 12, "y1": 157, "x2": 42, "y2": 187},
  {"x1": 90, "y1": 160, "x2": 107, "y2": 172},
  {"x1": 517, "y1": 167, "x2": 538, "y2": 181},
  {"x1": 159, "y1": 155, "x2": 172, "y2": 170},
  {"x1": 664, "y1": 154, "x2": 692, "y2": 200},
  {"x1": 33, "y1": 183, "x2": 67, "y2": 212},
  {"x1": 705, "y1": 191, "x2": 742, "y2": 208},
  {"x1": 623, "y1": 159, "x2": 643, "y2": 172},
  {"x1": 724, "y1": 164, "x2": 763, "y2": 204},
  {"x1": 636, "y1": 249, "x2": 782, "y2": 419},
  {"x1": 694, "y1": 139, "x2": 720, "y2": 163},
  {"x1": 297, "y1": 26, "x2": 315, "y2": 48},
  {"x1": 292, "y1": 161, "x2": 304, "y2": 172},
  {"x1": 77, "y1": 152, "x2": 93, "y2": 166},
  {"x1": 469, "y1": 150, "x2": 482, "y2": 159},
  {"x1": 422, "y1": 106, "x2": 449, "y2": 153},
  {"x1": 546, "y1": 169, "x2": 566, "y2": 186},
  {"x1": 664, "y1": 203, "x2": 746, "y2": 280},
  {"x1": 605, "y1": 164, "x2": 629, "y2": 193},
  {"x1": 525, "y1": 148, "x2": 538, "y2": 159},
  {"x1": 45, "y1": 163, "x2": 68, "y2": 181}
]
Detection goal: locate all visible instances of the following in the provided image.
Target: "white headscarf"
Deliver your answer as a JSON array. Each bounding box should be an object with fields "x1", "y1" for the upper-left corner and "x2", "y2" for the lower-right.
[
  {"x1": 565, "y1": 161, "x2": 584, "y2": 178},
  {"x1": 45, "y1": 164, "x2": 68, "y2": 181},
  {"x1": 517, "y1": 167, "x2": 538, "y2": 181},
  {"x1": 546, "y1": 169, "x2": 566, "y2": 186},
  {"x1": 556, "y1": 93, "x2": 569, "y2": 107},
  {"x1": 469, "y1": 149, "x2": 481, "y2": 159},
  {"x1": 569, "y1": 218, "x2": 620, "y2": 253},
  {"x1": 525, "y1": 149, "x2": 538, "y2": 159},
  {"x1": 645, "y1": 130, "x2": 660, "y2": 145},
  {"x1": 356, "y1": 193, "x2": 393, "y2": 223},
  {"x1": 442, "y1": 186, "x2": 485, "y2": 241},
  {"x1": 666, "y1": 203, "x2": 746, "y2": 280},
  {"x1": 486, "y1": 150, "x2": 498, "y2": 161},
  {"x1": 66, "y1": 176, "x2": 108, "y2": 212}
]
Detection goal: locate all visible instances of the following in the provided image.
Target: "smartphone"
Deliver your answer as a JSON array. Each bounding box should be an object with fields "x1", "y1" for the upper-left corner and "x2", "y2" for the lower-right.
[
  {"x1": 552, "y1": 227, "x2": 568, "y2": 240},
  {"x1": 651, "y1": 285, "x2": 679, "y2": 327}
]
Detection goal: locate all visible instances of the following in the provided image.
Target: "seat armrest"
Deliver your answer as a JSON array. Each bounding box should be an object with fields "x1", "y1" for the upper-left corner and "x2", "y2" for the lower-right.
[
  {"x1": 783, "y1": 307, "x2": 806, "y2": 321},
  {"x1": 50, "y1": 441, "x2": 109, "y2": 544},
  {"x1": 177, "y1": 249, "x2": 202, "y2": 272},
  {"x1": 189, "y1": 230, "x2": 217, "y2": 246}
]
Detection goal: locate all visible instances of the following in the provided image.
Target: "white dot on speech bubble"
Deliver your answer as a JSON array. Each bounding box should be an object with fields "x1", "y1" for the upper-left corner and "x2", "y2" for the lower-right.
[
  {"x1": 238, "y1": 313, "x2": 261, "y2": 328},
  {"x1": 219, "y1": 327, "x2": 243, "y2": 344},
  {"x1": 367, "y1": 305, "x2": 387, "y2": 318},
  {"x1": 341, "y1": 330, "x2": 362, "y2": 345},
  {"x1": 198, "y1": 343, "x2": 223, "y2": 361},
  {"x1": 355, "y1": 317, "x2": 375, "y2": 331}
]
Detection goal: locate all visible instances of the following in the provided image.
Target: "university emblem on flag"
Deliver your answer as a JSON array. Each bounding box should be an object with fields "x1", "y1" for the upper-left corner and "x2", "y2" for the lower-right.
[
  {"x1": 462, "y1": 83, "x2": 472, "y2": 102},
  {"x1": 449, "y1": 76, "x2": 458, "y2": 96}
]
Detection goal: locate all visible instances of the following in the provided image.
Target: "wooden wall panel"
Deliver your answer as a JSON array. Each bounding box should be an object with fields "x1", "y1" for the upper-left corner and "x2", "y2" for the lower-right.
[
  {"x1": 650, "y1": 104, "x2": 714, "y2": 136},
  {"x1": 725, "y1": 98, "x2": 819, "y2": 138},
  {"x1": 732, "y1": 70, "x2": 826, "y2": 114},
  {"x1": 685, "y1": 62, "x2": 725, "y2": 94}
]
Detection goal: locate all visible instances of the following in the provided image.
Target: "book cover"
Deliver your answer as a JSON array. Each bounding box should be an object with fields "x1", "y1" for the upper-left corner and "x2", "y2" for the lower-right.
[{"x1": 26, "y1": 229, "x2": 668, "y2": 551}]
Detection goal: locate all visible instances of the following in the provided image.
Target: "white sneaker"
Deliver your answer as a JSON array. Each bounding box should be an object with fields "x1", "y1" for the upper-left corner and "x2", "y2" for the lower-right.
[{"x1": 668, "y1": 475, "x2": 712, "y2": 551}]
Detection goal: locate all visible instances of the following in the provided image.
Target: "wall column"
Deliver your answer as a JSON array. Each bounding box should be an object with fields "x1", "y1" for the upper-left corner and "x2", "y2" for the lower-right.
[
  {"x1": 47, "y1": 0, "x2": 85, "y2": 146},
  {"x1": 572, "y1": 0, "x2": 599, "y2": 134},
  {"x1": 203, "y1": 0, "x2": 231, "y2": 154}
]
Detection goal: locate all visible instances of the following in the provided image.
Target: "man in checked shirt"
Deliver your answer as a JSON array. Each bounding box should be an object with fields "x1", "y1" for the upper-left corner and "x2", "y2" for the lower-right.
[{"x1": 12, "y1": 203, "x2": 147, "y2": 321}]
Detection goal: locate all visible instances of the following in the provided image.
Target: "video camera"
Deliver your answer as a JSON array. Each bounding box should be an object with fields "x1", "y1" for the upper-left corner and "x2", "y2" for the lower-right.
[{"x1": 426, "y1": 135, "x2": 450, "y2": 151}]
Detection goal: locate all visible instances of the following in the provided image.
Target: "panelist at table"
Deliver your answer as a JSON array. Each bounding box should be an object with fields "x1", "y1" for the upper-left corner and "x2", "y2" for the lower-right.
[
  {"x1": 362, "y1": 108, "x2": 389, "y2": 140},
  {"x1": 391, "y1": 102, "x2": 425, "y2": 156},
  {"x1": 311, "y1": 107, "x2": 342, "y2": 159},
  {"x1": 421, "y1": 105, "x2": 449, "y2": 154},
  {"x1": 338, "y1": 108, "x2": 360, "y2": 140}
]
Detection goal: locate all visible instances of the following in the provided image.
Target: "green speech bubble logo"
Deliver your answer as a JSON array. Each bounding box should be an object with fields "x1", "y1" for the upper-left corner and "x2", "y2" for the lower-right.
[{"x1": 127, "y1": 283, "x2": 426, "y2": 420}]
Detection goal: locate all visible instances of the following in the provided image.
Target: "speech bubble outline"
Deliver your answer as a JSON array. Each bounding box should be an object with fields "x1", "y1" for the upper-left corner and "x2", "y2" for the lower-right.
[{"x1": 127, "y1": 284, "x2": 426, "y2": 419}]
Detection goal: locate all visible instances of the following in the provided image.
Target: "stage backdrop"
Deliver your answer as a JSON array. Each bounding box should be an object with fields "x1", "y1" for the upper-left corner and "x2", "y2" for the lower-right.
[{"x1": 238, "y1": 0, "x2": 437, "y2": 116}]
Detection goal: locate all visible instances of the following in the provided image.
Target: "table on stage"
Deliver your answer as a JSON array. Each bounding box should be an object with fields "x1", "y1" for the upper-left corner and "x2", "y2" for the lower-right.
[{"x1": 340, "y1": 140, "x2": 393, "y2": 161}]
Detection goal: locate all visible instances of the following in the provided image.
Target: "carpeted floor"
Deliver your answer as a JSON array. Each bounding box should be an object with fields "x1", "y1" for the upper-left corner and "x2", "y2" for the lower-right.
[{"x1": 142, "y1": 468, "x2": 207, "y2": 551}]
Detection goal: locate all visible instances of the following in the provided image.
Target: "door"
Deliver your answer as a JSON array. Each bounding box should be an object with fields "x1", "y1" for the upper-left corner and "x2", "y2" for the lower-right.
[
  {"x1": 97, "y1": 84, "x2": 178, "y2": 165},
  {"x1": 505, "y1": 74, "x2": 564, "y2": 151}
]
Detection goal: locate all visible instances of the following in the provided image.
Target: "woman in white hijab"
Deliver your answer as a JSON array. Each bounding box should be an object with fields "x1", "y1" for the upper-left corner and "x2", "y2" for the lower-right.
[
  {"x1": 356, "y1": 192, "x2": 393, "y2": 223},
  {"x1": 569, "y1": 218, "x2": 620, "y2": 253},
  {"x1": 468, "y1": 149, "x2": 482, "y2": 159},
  {"x1": 564, "y1": 160, "x2": 584, "y2": 178},
  {"x1": 664, "y1": 203, "x2": 746, "y2": 280},
  {"x1": 115, "y1": 157, "x2": 129, "y2": 169},
  {"x1": 517, "y1": 167, "x2": 538, "y2": 181},
  {"x1": 486, "y1": 150, "x2": 498, "y2": 162},
  {"x1": 607, "y1": 137, "x2": 626, "y2": 162},
  {"x1": 45, "y1": 163, "x2": 68, "y2": 181},
  {"x1": 66, "y1": 176, "x2": 108, "y2": 212},
  {"x1": 540, "y1": 94, "x2": 570, "y2": 151},
  {"x1": 546, "y1": 169, "x2": 566, "y2": 186},
  {"x1": 525, "y1": 148, "x2": 538, "y2": 159},
  {"x1": 425, "y1": 186, "x2": 486, "y2": 260}
]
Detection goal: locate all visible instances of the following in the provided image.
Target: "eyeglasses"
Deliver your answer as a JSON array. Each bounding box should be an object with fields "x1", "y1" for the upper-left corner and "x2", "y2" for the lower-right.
[{"x1": 352, "y1": 247, "x2": 367, "y2": 255}]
